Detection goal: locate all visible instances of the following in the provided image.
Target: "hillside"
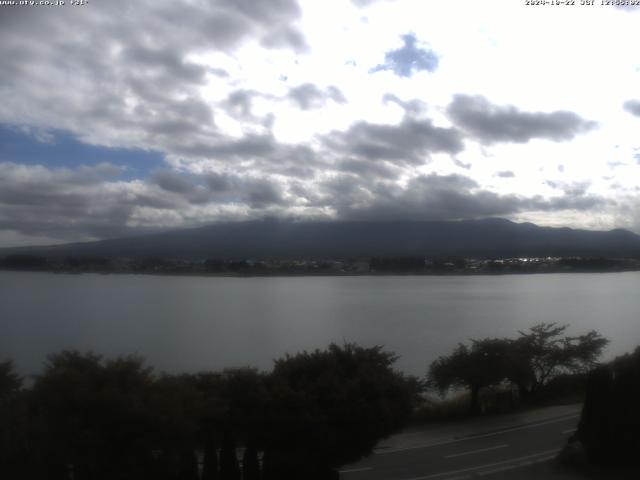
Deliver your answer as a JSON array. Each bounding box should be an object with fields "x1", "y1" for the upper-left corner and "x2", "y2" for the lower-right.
[{"x1": 3, "y1": 218, "x2": 640, "y2": 260}]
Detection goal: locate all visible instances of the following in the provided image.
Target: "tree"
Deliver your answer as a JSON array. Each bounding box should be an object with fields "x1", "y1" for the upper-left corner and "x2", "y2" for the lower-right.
[
  {"x1": 265, "y1": 343, "x2": 420, "y2": 476},
  {"x1": 512, "y1": 323, "x2": 608, "y2": 397},
  {"x1": 1, "y1": 344, "x2": 421, "y2": 479},
  {"x1": 0, "y1": 360, "x2": 25, "y2": 479},
  {"x1": 428, "y1": 324, "x2": 609, "y2": 414},
  {"x1": 29, "y1": 351, "x2": 157, "y2": 480},
  {"x1": 428, "y1": 338, "x2": 513, "y2": 414},
  {"x1": 577, "y1": 346, "x2": 640, "y2": 467},
  {"x1": 0, "y1": 360, "x2": 21, "y2": 401}
]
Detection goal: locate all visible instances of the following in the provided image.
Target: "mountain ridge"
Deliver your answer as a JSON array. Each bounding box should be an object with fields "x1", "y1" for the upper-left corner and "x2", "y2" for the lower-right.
[{"x1": 2, "y1": 218, "x2": 640, "y2": 260}]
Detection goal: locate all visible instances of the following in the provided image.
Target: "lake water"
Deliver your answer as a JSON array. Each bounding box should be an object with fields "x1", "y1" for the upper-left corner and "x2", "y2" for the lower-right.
[{"x1": 1, "y1": 271, "x2": 639, "y2": 376}]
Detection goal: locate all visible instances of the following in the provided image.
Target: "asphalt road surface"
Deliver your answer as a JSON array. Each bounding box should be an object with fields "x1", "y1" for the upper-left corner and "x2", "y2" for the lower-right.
[{"x1": 339, "y1": 406, "x2": 581, "y2": 480}]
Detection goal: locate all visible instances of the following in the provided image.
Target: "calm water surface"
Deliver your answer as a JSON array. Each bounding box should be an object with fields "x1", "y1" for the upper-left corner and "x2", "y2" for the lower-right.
[{"x1": 1, "y1": 271, "x2": 639, "y2": 376}]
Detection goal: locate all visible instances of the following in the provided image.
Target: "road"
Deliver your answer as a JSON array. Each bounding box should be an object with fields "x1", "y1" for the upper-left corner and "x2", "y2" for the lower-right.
[{"x1": 339, "y1": 405, "x2": 582, "y2": 480}]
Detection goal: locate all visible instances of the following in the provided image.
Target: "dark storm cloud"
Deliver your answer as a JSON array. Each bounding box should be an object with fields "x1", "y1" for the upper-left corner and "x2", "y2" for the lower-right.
[
  {"x1": 0, "y1": 163, "x2": 140, "y2": 241},
  {"x1": 152, "y1": 170, "x2": 196, "y2": 194},
  {"x1": 0, "y1": 161, "x2": 295, "y2": 243},
  {"x1": 447, "y1": 95, "x2": 597, "y2": 144},
  {"x1": 337, "y1": 173, "x2": 516, "y2": 220},
  {"x1": 122, "y1": 45, "x2": 208, "y2": 84},
  {"x1": 315, "y1": 174, "x2": 375, "y2": 210},
  {"x1": 170, "y1": 133, "x2": 322, "y2": 180},
  {"x1": 244, "y1": 179, "x2": 288, "y2": 208},
  {"x1": 151, "y1": 169, "x2": 291, "y2": 209},
  {"x1": 287, "y1": 84, "x2": 347, "y2": 110},
  {"x1": 172, "y1": 134, "x2": 277, "y2": 161},
  {"x1": 0, "y1": 156, "x2": 613, "y2": 245},
  {"x1": 335, "y1": 173, "x2": 610, "y2": 221},
  {"x1": 337, "y1": 158, "x2": 402, "y2": 179},
  {"x1": 323, "y1": 116, "x2": 464, "y2": 164},
  {"x1": 370, "y1": 34, "x2": 439, "y2": 77},
  {"x1": 204, "y1": 172, "x2": 290, "y2": 208},
  {"x1": 623, "y1": 99, "x2": 640, "y2": 117}
]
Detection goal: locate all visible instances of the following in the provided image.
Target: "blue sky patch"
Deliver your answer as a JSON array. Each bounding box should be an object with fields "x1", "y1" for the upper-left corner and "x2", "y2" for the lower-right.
[
  {"x1": 0, "y1": 125, "x2": 164, "y2": 180},
  {"x1": 370, "y1": 33, "x2": 439, "y2": 78}
]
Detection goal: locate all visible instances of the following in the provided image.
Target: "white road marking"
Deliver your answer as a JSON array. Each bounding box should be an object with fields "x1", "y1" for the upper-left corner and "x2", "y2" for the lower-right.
[
  {"x1": 339, "y1": 467, "x2": 372, "y2": 474},
  {"x1": 376, "y1": 414, "x2": 578, "y2": 455},
  {"x1": 400, "y1": 448, "x2": 560, "y2": 480},
  {"x1": 477, "y1": 454, "x2": 556, "y2": 476},
  {"x1": 444, "y1": 444, "x2": 508, "y2": 459}
]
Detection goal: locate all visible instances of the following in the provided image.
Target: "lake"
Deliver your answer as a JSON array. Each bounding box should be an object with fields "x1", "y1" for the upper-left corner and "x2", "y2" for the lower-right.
[{"x1": 1, "y1": 271, "x2": 639, "y2": 376}]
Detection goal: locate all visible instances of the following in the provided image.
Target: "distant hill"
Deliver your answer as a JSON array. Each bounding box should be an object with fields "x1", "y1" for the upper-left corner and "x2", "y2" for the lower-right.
[{"x1": 3, "y1": 218, "x2": 640, "y2": 260}]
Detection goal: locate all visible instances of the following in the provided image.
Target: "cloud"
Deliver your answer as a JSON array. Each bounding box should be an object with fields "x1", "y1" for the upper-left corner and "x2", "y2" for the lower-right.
[
  {"x1": 623, "y1": 99, "x2": 640, "y2": 117},
  {"x1": 351, "y1": 0, "x2": 387, "y2": 6},
  {"x1": 0, "y1": 0, "x2": 634, "y2": 245},
  {"x1": 223, "y1": 90, "x2": 258, "y2": 119},
  {"x1": 382, "y1": 94, "x2": 427, "y2": 116},
  {"x1": 370, "y1": 33, "x2": 439, "y2": 77},
  {"x1": 221, "y1": 90, "x2": 276, "y2": 130},
  {"x1": 0, "y1": 0, "x2": 306, "y2": 169},
  {"x1": 0, "y1": 162, "x2": 295, "y2": 245},
  {"x1": 336, "y1": 173, "x2": 610, "y2": 221},
  {"x1": 544, "y1": 180, "x2": 592, "y2": 198},
  {"x1": 152, "y1": 170, "x2": 196, "y2": 194},
  {"x1": 0, "y1": 157, "x2": 615, "y2": 246},
  {"x1": 287, "y1": 83, "x2": 347, "y2": 110},
  {"x1": 337, "y1": 174, "x2": 515, "y2": 220},
  {"x1": 616, "y1": 4, "x2": 640, "y2": 12},
  {"x1": 447, "y1": 95, "x2": 597, "y2": 144},
  {"x1": 0, "y1": 162, "x2": 139, "y2": 242},
  {"x1": 336, "y1": 158, "x2": 402, "y2": 179},
  {"x1": 322, "y1": 115, "x2": 464, "y2": 165}
]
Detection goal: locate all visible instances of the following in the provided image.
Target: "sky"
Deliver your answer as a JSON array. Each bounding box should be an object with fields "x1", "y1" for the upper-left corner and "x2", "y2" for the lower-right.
[{"x1": 1, "y1": 0, "x2": 640, "y2": 247}]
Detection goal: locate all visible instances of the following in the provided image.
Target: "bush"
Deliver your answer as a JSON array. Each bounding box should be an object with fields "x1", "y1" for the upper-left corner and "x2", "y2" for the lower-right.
[
  {"x1": 577, "y1": 347, "x2": 640, "y2": 467},
  {"x1": 0, "y1": 344, "x2": 419, "y2": 479}
]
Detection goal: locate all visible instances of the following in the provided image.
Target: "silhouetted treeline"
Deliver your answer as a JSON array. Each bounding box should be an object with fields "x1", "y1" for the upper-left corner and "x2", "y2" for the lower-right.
[
  {"x1": 370, "y1": 256, "x2": 428, "y2": 272},
  {"x1": 0, "y1": 345, "x2": 419, "y2": 480},
  {"x1": 428, "y1": 323, "x2": 608, "y2": 415},
  {"x1": 577, "y1": 346, "x2": 640, "y2": 468},
  {"x1": 558, "y1": 257, "x2": 624, "y2": 271},
  {"x1": 3, "y1": 253, "x2": 640, "y2": 276},
  {"x1": 0, "y1": 254, "x2": 50, "y2": 270}
]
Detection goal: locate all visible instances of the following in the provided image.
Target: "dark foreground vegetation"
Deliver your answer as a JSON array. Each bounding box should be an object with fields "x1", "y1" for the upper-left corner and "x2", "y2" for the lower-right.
[
  {"x1": 0, "y1": 324, "x2": 626, "y2": 479},
  {"x1": 2, "y1": 253, "x2": 640, "y2": 276},
  {"x1": 0, "y1": 344, "x2": 419, "y2": 480},
  {"x1": 566, "y1": 346, "x2": 640, "y2": 473},
  {"x1": 426, "y1": 323, "x2": 608, "y2": 416}
]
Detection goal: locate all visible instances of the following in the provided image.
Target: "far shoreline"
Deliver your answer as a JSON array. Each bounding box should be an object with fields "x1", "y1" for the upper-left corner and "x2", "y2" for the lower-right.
[{"x1": 2, "y1": 266, "x2": 640, "y2": 279}]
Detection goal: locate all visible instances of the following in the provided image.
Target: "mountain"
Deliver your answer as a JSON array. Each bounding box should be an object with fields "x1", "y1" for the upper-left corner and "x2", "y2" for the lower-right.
[{"x1": 3, "y1": 218, "x2": 640, "y2": 260}]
